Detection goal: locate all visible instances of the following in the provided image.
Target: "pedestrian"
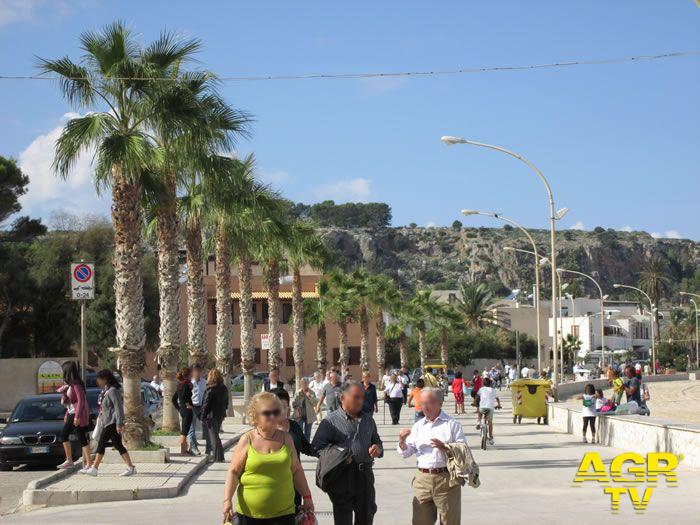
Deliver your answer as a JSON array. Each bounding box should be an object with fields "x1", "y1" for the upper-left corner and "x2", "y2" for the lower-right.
[
  {"x1": 623, "y1": 365, "x2": 642, "y2": 405},
  {"x1": 308, "y1": 371, "x2": 324, "y2": 398},
  {"x1": 188, "y1": 364, "x2": 209, "y2": 456},
  {"x1": 317, "y1": 371, "x2": 342, "y2": 415},
  {"x1": 222, "y1": 392, "x2": 314, "y2": 524},
  {"x1": 201, "y1": 368, "x2": 229, "y2": 462},
  {"x1": 292, "y1": 377, "x2": 318, "y2": 440},
  {"x1": 470, "y1": 370, "x2": 483, "y2": 411},
  {"x1": 83, "y1": 369, "x2": 136, "y2": 476},
  {"x1": 276, "y1": 389, "x2": 318, "y2": 514},
  {"x1": 361, "y1": 371, "x2": 378, "y2": 415},
  {"x1": 611, "y1": 369, "x2": 624, "y2": 405},
  {"x1": 172, "y1": 367, "x2": 195, "y2": 456},
  {"x1": 520, "y1": 364, "x2": 530, "y2": 379},
  {"x1": 56, "y1": 361, "x2": 91, "y2": 470},
  {"x1": 384, "y1": 373, "x2": 404, "y2": 425},
  {"x1": 398, "y1": 387, "x2": 467, "y2": 525},
  {"x1": 594, "y1": 388, "x2": 609, "y2": 412},
  {"x1": 423, "y1": 368, "x2": 439, "y2": 388},
  {"x1": 408, "y1": 378, "x2": 425, "y2": 422},
  {"x1": 150, "y1": 374, "x2": 163, "y2": 395},
  {"x1": 451, "y1": 371, "x2": 465, "y2": 415},
  {"x1": 476, "y1": 377, "x2": 501, "y2": 445},
  {"x1": 399, "y1": 366, "x2": 410, "y2": 405},
  {"x1": 262, "y1": 369, "x2": 285, "y2": 394},
  {"x1": 312, "y1": 381, "x2": 383, "y2": 525},
  {"x1": 580, "y1": 383, "x2": 597, "y2": 444}
]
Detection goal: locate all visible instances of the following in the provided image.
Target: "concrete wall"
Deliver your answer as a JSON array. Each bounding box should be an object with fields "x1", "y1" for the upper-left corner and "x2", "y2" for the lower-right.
[
  {"x1": 547, "y1": 374, "x2": 700, "y2": 468},
  {"x1": 555, "y1": 372, "x2": 689, "y2": 399},
  {"x1": 0, "y1": 357, "x2": 76, "y2": 412}
]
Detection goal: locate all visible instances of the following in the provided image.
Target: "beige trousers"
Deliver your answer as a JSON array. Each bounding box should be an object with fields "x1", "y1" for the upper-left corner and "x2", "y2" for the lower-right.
[{"x1": 412, "y1": 471, "x2": 461, "y2": 525}]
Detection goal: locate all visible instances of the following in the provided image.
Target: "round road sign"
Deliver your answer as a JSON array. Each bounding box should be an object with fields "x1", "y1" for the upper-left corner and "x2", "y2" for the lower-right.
[{"x1": 73, "y1": 263, "x2": 93, "y2": 283}]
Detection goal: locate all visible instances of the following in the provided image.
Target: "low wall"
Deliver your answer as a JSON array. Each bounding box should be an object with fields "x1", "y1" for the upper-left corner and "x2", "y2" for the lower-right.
[
  {"x1": 548, "y1": 398, "x2": 700, "y2": 469},
  {"x1": 555, "y1": 372, "x2": 689, "y2": 399},
  {"x1": 0, "y1": 357, "x2": 76, "y2": 412}
]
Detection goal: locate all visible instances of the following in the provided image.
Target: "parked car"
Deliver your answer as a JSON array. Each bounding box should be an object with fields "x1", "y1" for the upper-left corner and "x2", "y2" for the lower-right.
[
  {"x1": 0, "y1": 388, "x2": 100, "y2": 470},
  {"x1": 140, "y1": 383, "x2": 163, "y2": 422},
  {"x1": 230, "y1": 372, "x2": 267, "y2": 389}
]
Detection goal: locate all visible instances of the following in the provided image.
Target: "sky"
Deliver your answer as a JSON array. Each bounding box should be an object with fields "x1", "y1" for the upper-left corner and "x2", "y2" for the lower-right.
[{"x1": 1, "y1": 1, "x2": 699, "y2": 239}]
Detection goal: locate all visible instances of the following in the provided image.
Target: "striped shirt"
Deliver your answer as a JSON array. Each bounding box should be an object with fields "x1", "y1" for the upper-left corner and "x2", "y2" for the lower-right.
[{"x1": 312, "y1": 408, "x2": 383, "y2": 464}]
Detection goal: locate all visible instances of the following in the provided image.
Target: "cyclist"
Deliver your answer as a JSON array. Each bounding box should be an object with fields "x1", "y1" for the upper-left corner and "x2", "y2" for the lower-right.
[{"x1": 476, "y1": 377, "x2": 501, "y2": 445}]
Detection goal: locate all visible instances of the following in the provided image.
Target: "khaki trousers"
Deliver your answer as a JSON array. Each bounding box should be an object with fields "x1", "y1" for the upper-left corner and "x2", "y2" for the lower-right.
[{"x1": 411, "y1": 471, "x2": 461, "y2": 525}]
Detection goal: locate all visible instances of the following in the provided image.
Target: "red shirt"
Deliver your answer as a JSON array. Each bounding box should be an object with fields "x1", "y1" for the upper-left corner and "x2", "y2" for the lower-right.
[
  {"x1": 451, "y1": 378, "x2": 464, "y2": 395},
  {"x1": 472, "y1": 376, "x2": 483, "y2": 395}
]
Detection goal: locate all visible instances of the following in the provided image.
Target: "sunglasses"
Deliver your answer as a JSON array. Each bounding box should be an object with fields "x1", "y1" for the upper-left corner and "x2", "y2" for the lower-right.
[{"x1": 260, "y1": 409, "x2": 281, "y2": 418}]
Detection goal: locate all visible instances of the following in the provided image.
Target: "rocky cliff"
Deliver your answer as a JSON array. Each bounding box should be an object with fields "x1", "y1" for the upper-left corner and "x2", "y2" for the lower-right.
[{"x1": 322, "y1": 226, "x2": 700, "y2": 298}]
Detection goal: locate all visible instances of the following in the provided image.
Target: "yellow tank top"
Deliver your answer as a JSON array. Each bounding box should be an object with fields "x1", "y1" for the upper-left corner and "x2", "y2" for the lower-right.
[{"x1": 235, "y1": 437, "x2": 296, "y2": 519}]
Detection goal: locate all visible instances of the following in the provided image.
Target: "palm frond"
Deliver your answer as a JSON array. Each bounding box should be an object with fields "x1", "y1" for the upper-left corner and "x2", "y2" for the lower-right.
[{"x1": 36, "y1": 56, "x2": 95, "y2": 107}]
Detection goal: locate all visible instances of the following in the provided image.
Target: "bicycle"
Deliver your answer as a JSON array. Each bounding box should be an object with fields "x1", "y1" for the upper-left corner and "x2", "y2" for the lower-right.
[{"x1": 478, "y1": 406, "x2": 501, "y2": 449}]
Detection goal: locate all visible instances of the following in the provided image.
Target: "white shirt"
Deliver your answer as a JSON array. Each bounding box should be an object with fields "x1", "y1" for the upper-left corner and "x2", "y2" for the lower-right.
[
  {"x1": 521, "y1": 367, "x2": 530, "y2": 379},
  {"x1": 150, "y1": 381, "x2": 163, "y2": 393},
  {"x1": 309, "y1": 379, "x2": 324, "y2": 398},
  {"x1": 397, "y1": 411, "x2": 467, "y2": 469},
  {"x1": 385, "y1": 382, "x2": 404, "y2": 399},
  {"x1": 478, "y1": 386, "x2": 499, "y2": 409}
]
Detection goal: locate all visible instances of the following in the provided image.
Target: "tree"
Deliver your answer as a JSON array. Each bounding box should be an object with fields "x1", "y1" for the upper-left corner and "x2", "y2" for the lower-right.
[
  {"x1": 40, "y1": 22, "x2": 202, "y2": 447},
  {"x1": 562, "y1": 333, "x2": 582, "y2": 368},
  {"x1": 451, "y1": 220, "x2": 462, "y2": 231},
  {"x1": 327, "y1": 270, "x2": 359, "y2": 371},
  {"x1": 287, "y1": 222, "x2": 329, "y2": 387},
  {"x1": 385, "y1": 304, "x2": 412, "y2": 371},
  {"x1": 454, "y1": 281, "x2": 499, "y2": 329},
  {"x1": 303, "y1": 279, "x2": 333, "y2": 373},
  {"x1": 365, "y1": 273, "x2": 401, "y2": 381},
  {"x1": 407, "y1": 290, "x2": 441, "y2": 369},
  {"x1": 639, "y1": 256, "x2": 671, "y2": 349},
  {"x1": 432, "y1": 303, "x2": 463, "y2": 365},
  {"x1": 0, "y1": 156, "x2": 29, "y2": 226}
]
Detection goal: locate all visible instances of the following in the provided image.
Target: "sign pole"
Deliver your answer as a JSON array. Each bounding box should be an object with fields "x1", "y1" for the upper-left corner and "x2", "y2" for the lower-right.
[{"x1": 80, "y1": 300, "x2": 86, "y2": 383}]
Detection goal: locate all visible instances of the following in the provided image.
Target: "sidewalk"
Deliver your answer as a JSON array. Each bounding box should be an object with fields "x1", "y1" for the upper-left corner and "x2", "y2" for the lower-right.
[{"x1": 21, "y1": 423, "x2": 248, "y2": 509}]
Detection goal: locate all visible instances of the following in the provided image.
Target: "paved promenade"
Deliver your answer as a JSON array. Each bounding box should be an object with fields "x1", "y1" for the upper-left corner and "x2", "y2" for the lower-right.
[{"x1": 4, "y1": 393, "x2": 699, "y2": 525}]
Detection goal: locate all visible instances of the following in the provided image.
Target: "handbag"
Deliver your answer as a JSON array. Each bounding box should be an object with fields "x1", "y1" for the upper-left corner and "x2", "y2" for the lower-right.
[{"x1": 91, "y1": 417, "x2": 103, "y2": 441}]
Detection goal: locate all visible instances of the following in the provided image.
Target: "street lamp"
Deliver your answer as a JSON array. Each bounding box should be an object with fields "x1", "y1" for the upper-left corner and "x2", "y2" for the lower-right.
[
  {"x1": 462, "y1": 210, "x2": 543, "y2": 359},
  {"x1": 680, "y1": 292, "x2": 700, "y2": 368},
  {"x1": 614, "y1": 283, "x2": 657, "y2": 374},
  {"x1": 444, "y1": 136, "x2": 565, "y2": 390},
  {"x1": 559, "y1": 269, "x2": 606, "y2": 369}
]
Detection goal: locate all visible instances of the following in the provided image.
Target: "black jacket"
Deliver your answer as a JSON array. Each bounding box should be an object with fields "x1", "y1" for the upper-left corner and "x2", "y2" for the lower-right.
[
  {"x1": 201, "y1": 384, "x2": 229, "y2": 420},
  {"x1": 262, "y1": 379, "x2": 284, "y2": 393},
  {"x1": 172, "y1": 381, "x2": 193, "y2": 416}
]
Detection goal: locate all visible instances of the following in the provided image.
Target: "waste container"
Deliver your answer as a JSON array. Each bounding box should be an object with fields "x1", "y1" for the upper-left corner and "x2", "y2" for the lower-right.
[{"x1": 510, "y1": 378, "x2": 551, "y2": 424}]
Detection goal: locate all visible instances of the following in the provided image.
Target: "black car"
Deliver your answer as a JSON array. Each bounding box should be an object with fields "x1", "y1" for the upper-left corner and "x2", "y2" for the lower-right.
[{"x1": 0, "y1": 388, "x2": 100, "y2": 470}]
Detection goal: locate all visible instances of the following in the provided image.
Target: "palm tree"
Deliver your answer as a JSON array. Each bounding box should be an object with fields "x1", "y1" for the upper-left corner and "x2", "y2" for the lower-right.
[
  {"x1": 385, "y1": 316, "x2": 410, "y2": 370},
  {"x1": 327, "y1": 270, "x2": 359, "y2": 372},
  {"x1": 287, "y1": 222, "x2": 329, "y2": 388},
  {"x1": 407, "y1": 290, "x2": 441, "y2": 370},
  {"x1": 303, "y1": 278, "x2": 333, "y2": 373},
  {"x1": 345, "y1": 269, "x2": 375, "y2": 374},
  {"x1": 454, "y1": 281, "x2": 499, "y2": 329},
  {"x1": 40, "y1": 22, "x2": 201, "y2": 447},
  {"x1": 366, "y1": 274, "x2": 401, "y2": 381},
  {"x1": 562, "y1": 333, "x2": 582, "y2": 368},
  {"x1": 639, "y1": 257, "x2": 671, "y2": 347},
  {"x1": 433, "y1": 303, "x2": 463, "y2": 366}
]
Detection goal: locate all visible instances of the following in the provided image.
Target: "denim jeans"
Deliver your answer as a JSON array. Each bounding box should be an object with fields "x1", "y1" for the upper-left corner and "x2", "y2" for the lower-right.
[
  {"x1": 188, "y1": 405, "x2": 211, "y2": 452},
  {"x1": 300, "y1": 418, "x2": 313, "y2": 441}
]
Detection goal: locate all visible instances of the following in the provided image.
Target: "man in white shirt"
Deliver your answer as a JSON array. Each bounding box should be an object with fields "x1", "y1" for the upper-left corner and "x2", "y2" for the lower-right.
[
  {"x1": 189, "y1": 365, "x2": 208, "y2": 455},
  {"x1": 397, "y1": 388, "x2": 466, "y2": 525},
  {"x1": 150, "y1": 375, "x2": 163, "y2": 395},
  {"x1": 521, "y1": 365, "x2": 530, "y2": 379},
  {"x1": 309, "y1": 371, "x2": 324, "y2": 397}
]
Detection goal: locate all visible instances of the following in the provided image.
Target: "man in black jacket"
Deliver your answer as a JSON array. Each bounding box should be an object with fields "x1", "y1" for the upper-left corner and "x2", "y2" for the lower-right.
[
  {"x1": 261, "y1": 369, "x2": 285, "y2": 393},
  {"x1": 312, "y1": 380, "x2": 383, "y2": 525}
]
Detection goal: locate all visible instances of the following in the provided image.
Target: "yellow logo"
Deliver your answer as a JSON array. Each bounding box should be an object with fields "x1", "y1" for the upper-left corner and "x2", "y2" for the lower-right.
[{"x1": 573, "y1": 452, "x2": 679, "y2": 514}]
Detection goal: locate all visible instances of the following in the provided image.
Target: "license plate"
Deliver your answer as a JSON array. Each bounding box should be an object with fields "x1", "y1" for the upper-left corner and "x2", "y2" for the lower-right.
[{"x1": 29, "y1": 446, "x2": 50, "y2": 454}]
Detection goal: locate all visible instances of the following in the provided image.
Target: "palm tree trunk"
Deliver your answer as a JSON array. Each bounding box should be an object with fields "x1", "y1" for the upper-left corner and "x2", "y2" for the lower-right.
[
  {"x1": 110, "y1": 169, "x2": 148, "y2": 448},
  {"x1": 359, "y1": 305, "x2": 370, "y2": 373},
  {"x1": 186, "y1": 214, "x2": 207, "y2": 366},
  {"x1": 238, "y1": 253, "x2": 255, "y2": 403},
  {"x1": 375, "y1": 309, "x2": 386, "y2": 382},
  {"x1": 399, "y1": 332, "x2": 408, "y2": 369},
  {"x1": 266, "y1": 258, "x2": 282, "y2": 371},
  {"x1": 338, "y1": 319, "x2": 348, "y2": 371},
  {"x1": 214, "y1": 225, "x2": 233, "y2": 387},
  {"x1": 155, "y1": 178, "x2": 180, "y2": 433},
  {"x1": 316, "y1": 322, "x2": 327, "y2": 373},
  {"x1": 292, "y1": 268, "x2": 304, "y2": 390},
  {"x1": 418, "y1": 323, "x2": 427, "y2": 371},
  {"x1": 440, "y1": 328, "x2": 448, "y2": 366}
]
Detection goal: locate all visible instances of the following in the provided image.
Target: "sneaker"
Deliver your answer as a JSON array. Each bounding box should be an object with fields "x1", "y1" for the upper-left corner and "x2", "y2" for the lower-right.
[
  {"x1": 120, "y1": 466, "x2": 136, "y2": 477},
  {"x1": 191, "y1": 449, "x2": 202, "y2": 456},
  {"x1": 79, "y1": 466, "x2": 92, "y2": 474},
  {"x1": 56, "y1": 460, "x2": 74, "y2": 470},
  {"x1": 84, "y1": 466, "x2": 98, "y2": 477},
  {"x1": 582, "y1": 437, "x2": 588, "y2": 443},
  {"x1": 488, "y1": 438, "x2": 494, "y2": 445}
]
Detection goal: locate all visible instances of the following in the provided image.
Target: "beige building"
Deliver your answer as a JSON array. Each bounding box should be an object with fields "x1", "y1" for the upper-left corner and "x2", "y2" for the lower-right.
[{"x1": 176, "y1": 261, "x2": 378, "y2": 382}]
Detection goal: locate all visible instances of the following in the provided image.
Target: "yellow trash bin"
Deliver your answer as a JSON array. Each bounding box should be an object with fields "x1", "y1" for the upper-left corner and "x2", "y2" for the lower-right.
[{"x1": 510, "y1": 379, "x2": 551, "y2": 424}]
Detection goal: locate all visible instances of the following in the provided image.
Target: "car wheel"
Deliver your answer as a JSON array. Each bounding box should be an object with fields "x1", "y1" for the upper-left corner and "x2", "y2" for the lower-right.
[{"x1": 0, "y1": 462, "x2": 12, "y2": 471}]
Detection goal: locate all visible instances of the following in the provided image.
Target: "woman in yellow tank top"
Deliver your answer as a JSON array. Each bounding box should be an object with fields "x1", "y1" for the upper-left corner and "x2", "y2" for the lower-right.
[{"x1": 222, "y1": 392, "x2": 314, "y2": 524}]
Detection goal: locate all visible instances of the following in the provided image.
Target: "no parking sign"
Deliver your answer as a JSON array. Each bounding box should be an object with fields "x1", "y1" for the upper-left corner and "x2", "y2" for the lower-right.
[{"x1": 71, "y1": 262, "x2": 95, "y2": 300}]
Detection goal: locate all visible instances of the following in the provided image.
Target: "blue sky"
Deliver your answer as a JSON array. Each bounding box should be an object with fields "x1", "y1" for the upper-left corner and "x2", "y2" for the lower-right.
[{"x1": 1, "y1": 1, "x2": 699, "y2": 239}]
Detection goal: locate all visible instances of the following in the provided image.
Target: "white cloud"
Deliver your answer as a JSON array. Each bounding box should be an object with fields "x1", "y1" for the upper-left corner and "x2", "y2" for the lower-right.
[
  {"x1": 650, "y1": 232, "x2": 661, "y2": 239},
  {"x1": 18, "y1": 113, "x2": 110, "y2": 220},
  {"x1": 258, "y1": 170, "x2": 293, "y2": 189},
  {"x1": 568, "y1": 221, "x2": 586, "y2": 231},
  {"x1": 426, "y1": 221, "x2": 437, "y2": 228},
  {"x1": 312, "y1": 178, "x2": 373, "y2": 203},
  {"x1": 665, "y1": 230, "x2": 682, "y2": 239},
  {"x1": 620, "y1": 225, "x2": 634, "y2": 232},
  {"x1": 0, "y1": 0, "x2": 75, "y2": 27},
  {"x1": 357, "y1": 76, "x2": 409, "y2": 96}
]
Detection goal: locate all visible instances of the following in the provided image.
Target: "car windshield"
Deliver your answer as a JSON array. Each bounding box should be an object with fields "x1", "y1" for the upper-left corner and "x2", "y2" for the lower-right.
[{"x1": 11, "y1": 398, "x2": 65, "y2": 422}]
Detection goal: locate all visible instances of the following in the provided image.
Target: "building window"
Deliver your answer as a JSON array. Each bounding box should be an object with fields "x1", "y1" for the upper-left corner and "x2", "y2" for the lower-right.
[
  {"x1": 332, "y1": 348, "x2": 360, "y2": 366},
  {"x1": 262, "y1": 302, "x2": 269, "y2": 323},
  {"x1": 572, "y1": 325, "x2": 579, "y2": 337},
  {"x1": 207, "y1": 300, "x2": 216, "y2": 325},
  {"x1": 233, "y1": 348, "x2": 241, "y2": 365},
  {"x1": 282, "y1": 302, "x2": 293, "y2": 324},
  {"x1": 254, "y1": 348, "x2": 261, "y2": 365},
  {"x1": 285, "y1": 348, "x2": 294, "y2": 366}
]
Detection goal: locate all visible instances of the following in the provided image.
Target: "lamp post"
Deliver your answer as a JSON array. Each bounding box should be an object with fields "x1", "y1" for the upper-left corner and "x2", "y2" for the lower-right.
[
  {"x1": 680, "y1": 292, "x2": 700, "y2": 368},
  {"x1": 615, "y1": 283, "x2": 657, "y2": 374},
  {"x1": 558, "y1": 280, "x2": 569, "y2": 380},
  {"x1": 461, "y1": 210, "x2": 543, "y2": 362},
  {"x1": 559, "y1": 269, "x2": 606, "y2": 369},
  {"x1": 443, "y1": 136, "x2": 567, "y2": 390}
]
